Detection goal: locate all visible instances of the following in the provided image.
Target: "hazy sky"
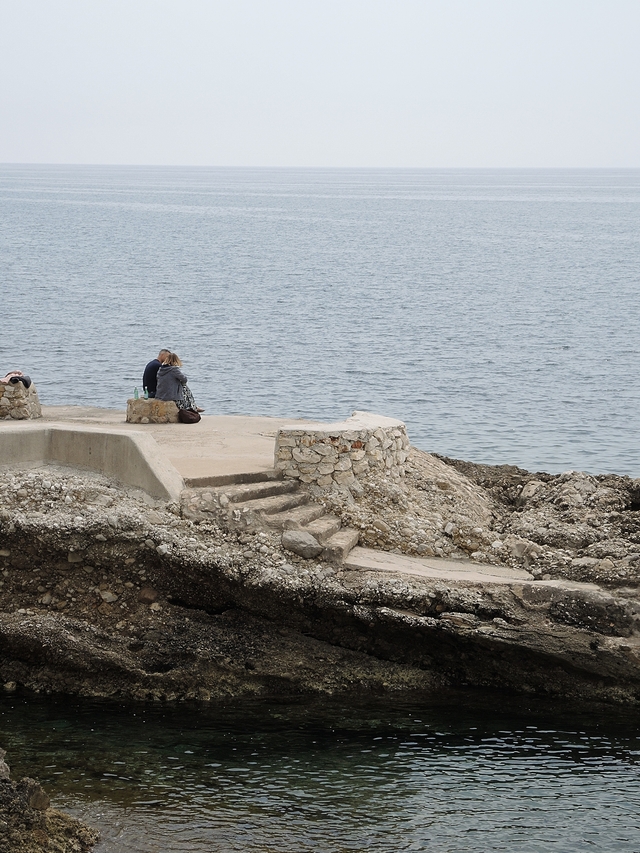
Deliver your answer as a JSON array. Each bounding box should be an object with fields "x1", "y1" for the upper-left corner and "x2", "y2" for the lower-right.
[{"x1": 1, "y1": 0, "x2": 638, "y2": 167}]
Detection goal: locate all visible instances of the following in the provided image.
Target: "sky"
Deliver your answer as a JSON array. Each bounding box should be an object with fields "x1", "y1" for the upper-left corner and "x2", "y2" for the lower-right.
[{"x1": 0, "y1": 0, "x2": 639, "y2": 167}]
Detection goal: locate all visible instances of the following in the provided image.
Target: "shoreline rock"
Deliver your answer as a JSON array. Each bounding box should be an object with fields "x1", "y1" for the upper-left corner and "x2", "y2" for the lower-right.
[
  {"x1": 1, "y1": 448, "x2": 640, "y2": 706},
  {"x1": 0, "y1": 747, "x2": 98, "y2": 852}
]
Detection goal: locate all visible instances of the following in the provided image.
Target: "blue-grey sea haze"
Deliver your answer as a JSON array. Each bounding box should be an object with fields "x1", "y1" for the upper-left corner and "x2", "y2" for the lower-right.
[{"x1": 1, "y1": 165, "x2": 639, "y2": 475}]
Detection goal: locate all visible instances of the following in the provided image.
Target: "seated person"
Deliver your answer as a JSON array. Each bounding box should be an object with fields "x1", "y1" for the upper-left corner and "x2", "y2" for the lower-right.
[
  {"x1": 142, "y1": 349, "x2": 171, "y2": 398},
  {"x1": 155, "y1": 352, "x2": 204, "y2": 412}
]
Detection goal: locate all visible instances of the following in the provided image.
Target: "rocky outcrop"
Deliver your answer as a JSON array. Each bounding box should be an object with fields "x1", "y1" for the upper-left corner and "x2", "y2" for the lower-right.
[
  {"x1": 2, "y1": 452, "x2": 640, "y2": 705},
  {"x1": 0, "y1": 747, "x2": 98, "y2": 852}
]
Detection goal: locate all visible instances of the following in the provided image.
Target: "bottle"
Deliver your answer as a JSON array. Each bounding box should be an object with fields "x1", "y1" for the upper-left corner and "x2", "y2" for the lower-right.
[
  {"x1": 143, "y1": 387, "x2": 149, "y2": 399},
  {"x1": 133, "y1": 387, "x2": 139, "y2": 400}
]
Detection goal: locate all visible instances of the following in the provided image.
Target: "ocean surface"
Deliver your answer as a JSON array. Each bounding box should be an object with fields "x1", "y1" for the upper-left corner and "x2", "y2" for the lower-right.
[
  {"x1": 3, "y1": 690, "x2": 640, "y2": 853},
  {"x1": 1, "y1": 165, "x2": 640, "y2": 475}
]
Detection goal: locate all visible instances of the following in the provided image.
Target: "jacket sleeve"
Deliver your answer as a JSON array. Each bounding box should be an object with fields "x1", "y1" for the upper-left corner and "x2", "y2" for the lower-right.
[{"x1": 175, "y1": 369, "x2": 188, "y2": 385}]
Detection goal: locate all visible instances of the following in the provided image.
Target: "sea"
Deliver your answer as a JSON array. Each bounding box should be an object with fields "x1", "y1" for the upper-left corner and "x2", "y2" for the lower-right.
[
  {"x1": 2, "y1": 166, "x2": 640, "y2": 852},
  {"x1": 1, "y1": 165, "x2": 639, "y2": 476},
  {"x1": 2, "y1": 689, "x2": 640, "y2": 853}
]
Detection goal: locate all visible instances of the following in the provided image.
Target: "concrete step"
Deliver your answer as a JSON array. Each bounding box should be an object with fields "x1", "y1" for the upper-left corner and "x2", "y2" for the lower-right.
[
  {"x1": 219, "y1": 479, "x2": 299, "y2": 503},
  {"x1": 322, "y1": 528, "x2": 360, "y2": 562},
  {"x1": 266, "y1": 503, "x2": 325, "y2": 530},
  {"x1": 305, "y1": 514, "x2": 342, "y2": 544},
  {"x1": 239, "y1": 492, "x2": 309, "y2": 516},
  {"x1": 184, "y1": 469, "x2": 282, "y2": 488}
]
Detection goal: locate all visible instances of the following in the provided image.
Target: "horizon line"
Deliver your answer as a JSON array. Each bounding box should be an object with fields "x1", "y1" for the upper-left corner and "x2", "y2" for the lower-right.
[{"x1": 2, "y1": 162, "x2": 640, "y2": 171}]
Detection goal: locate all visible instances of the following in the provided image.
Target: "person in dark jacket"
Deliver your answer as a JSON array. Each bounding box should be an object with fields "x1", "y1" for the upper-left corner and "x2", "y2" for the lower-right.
[
  {"x1": 142, "y1": 349, "x2": 171, "y2": 398},
  {"x1": 155, "y1": 353, "x2": 204, "y2": 412}
]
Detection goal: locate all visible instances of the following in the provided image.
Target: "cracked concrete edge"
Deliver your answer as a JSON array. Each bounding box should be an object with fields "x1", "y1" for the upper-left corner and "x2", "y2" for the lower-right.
[{"x1": 0, "y1": 423, "x2": 184, "y2": 502}]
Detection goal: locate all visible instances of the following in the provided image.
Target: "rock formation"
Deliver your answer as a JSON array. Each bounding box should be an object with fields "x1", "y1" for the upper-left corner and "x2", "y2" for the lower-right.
[
  {"x1": 1, "y1": 446, "x2": 640, "y2": 705},
  {"x1": 0, "y1": 747, "x2": 98, "y2": 852}
]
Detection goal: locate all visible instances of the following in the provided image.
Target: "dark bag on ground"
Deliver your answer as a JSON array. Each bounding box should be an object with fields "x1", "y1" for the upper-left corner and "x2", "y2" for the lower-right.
[{"x1": 178, "y1": 408, "x2": 201, "y2": 424}]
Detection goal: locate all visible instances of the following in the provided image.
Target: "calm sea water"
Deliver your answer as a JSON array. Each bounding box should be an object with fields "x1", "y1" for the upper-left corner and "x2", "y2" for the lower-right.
[
  {"x1": 2, "y1": 690, "x2": 640, "y2": 853},
  {"x1": 1, "y1": 165, "x2": 640, "y2": 475}
]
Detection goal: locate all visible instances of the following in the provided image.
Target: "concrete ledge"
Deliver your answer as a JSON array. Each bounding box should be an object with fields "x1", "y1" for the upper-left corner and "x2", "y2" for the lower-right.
[
  {"x1": 0, "y1": 424, "x2": 183, "y2": 502},
  {"x1": 126, "y1": 398, "x2": 179, "y2": 424}
]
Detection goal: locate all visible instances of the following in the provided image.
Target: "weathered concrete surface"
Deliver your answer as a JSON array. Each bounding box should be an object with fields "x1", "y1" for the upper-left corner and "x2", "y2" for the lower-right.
[
  {"x1": 345, "y1": 546, "x2": 534, "y2": 583},
  {"x1": 33, "y1": 406, "x2": 314, "y2": 481},
  {"x1": 0, "y1": 423, "x2": 183, "y2": 502}
]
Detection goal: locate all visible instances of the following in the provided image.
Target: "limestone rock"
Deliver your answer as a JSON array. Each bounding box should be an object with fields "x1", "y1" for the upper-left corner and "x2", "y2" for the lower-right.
[
  {"x1": 281, "y1": 529, "x2": 323, "y2": 559},
  {"x1": 0, "y1": 382, "x2": 42, "y2": 420},
  {"x1": 0, "y1": 756, "x2": 98, "y2": 852},
  {"x1": 126, "y1": 398, "x2": 179, "y2": 424}
]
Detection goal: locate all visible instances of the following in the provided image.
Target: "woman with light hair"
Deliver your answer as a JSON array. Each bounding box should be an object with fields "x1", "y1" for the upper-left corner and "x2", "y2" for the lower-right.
[{"x1": 155, "y1": 352, "x2": 203, "y2": 413}]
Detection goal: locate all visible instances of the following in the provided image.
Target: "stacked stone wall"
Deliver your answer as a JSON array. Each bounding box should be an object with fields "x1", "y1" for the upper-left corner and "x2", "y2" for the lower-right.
[
  {"x1": 275, "y1": 411, "x2": 410, "y2": 489},
  {"x1": 0, "y1": 383, "x2": 41, "y2": 420}
]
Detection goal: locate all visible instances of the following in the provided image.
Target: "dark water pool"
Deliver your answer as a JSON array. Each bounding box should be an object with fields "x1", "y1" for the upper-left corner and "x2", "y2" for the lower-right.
[{"x1": 2, "y1": 689, "x2": 640, "y2": 852}]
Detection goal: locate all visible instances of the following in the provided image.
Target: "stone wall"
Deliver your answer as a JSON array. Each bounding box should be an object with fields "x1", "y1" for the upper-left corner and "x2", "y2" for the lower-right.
[
  {"x1": 274, "y1": 411, "x2": 410, "y2": 489},
  {"x1": 126, "y1": 398, "x2": 179, "y2": 424},
  {"x1": 0, "y1": 382, "x2": 41, "y2": 420}
]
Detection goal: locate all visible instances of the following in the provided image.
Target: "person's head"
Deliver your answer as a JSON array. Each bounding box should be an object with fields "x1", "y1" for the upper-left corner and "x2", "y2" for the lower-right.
[
  {"x1": 157, "y1": 348, "x2": 171, "y2": 363},
  {"x1": 164, "y1": 352, "x2": 182, "y2": 367}
]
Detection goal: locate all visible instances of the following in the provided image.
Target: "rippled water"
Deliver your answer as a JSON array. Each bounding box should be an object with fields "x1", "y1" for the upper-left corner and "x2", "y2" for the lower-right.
[
  {"x1": 2, "y1": 691, "x2": 640, "y2": 852},
  {"x1": 1, "y1": 165, "x2": 640, "y2": 475}
]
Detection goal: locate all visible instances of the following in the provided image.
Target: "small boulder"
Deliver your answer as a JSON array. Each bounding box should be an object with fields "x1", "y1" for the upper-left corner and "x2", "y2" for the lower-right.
[
  {"x1": 26, "y1": 781, "x2": 50, "y2": 811},
  {"x1": 281, "y1": 530, "x2": 323, "y2": 559},
  {"x1": 138, "y1": 586, "x2": 158, "y2": 604},
  {"x1": 99, "y1": 590, "x2": 118, "y2": 603}
]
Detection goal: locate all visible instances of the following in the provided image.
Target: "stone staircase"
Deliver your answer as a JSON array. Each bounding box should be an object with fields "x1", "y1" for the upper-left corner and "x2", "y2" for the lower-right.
[{"x1": 181, "y1": 470, "x2": 359, "y2": 562}]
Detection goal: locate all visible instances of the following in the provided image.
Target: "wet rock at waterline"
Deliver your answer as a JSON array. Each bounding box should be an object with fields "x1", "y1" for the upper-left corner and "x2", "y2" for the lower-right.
[{"x1": 0, "y1": 747, "x2": 99, "y2": 852}]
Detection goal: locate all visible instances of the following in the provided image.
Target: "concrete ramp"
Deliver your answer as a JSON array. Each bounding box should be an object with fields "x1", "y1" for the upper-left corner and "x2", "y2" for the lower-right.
[
  {"x1": 345, "y1": 546, "x2": 534, "y2": 584},
  {"x1": 0, "y1": 423, "x2": 183, "y2": 502}
]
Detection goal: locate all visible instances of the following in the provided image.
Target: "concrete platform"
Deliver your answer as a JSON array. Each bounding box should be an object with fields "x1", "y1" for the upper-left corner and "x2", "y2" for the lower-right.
[
  {"x1": 35, "y1": 406, "x2": 314, "y2": 480},
  {"x1": 1, "y1": 406, "x2": 550, "y2": 588}
]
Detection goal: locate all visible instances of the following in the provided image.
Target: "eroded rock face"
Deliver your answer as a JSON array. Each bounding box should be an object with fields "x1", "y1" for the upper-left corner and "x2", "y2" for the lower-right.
[
  {"x1": 2, "y1": 456, "x2": 640, "y2": 706},
  {"x1": 0, "y1": 748, "x2": 98, "y2": 852}
]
